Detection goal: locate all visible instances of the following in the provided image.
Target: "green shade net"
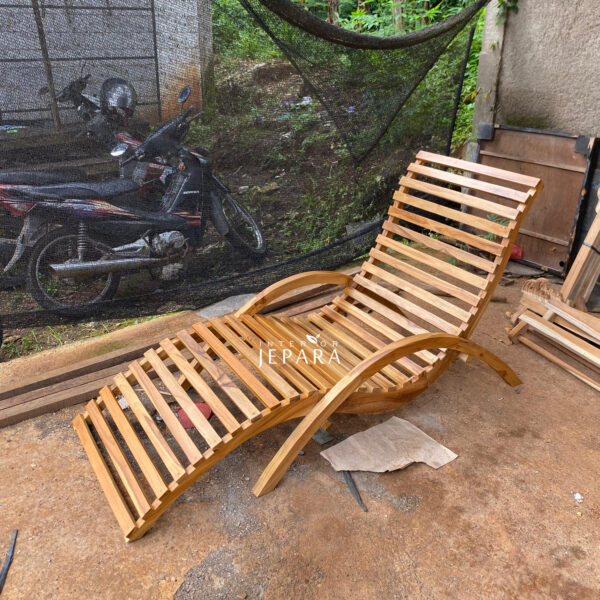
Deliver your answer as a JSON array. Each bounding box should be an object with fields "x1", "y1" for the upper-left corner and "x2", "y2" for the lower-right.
[
  {"x1": 1, "y1": 0, "x2": 485, "y2": 334},
  {"x1": 241, "y1": 0, "x2": 486, "y2": 163}
]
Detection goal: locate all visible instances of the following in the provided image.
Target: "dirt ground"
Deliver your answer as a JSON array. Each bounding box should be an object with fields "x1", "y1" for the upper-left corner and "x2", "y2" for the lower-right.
[{"x1": 0, "y1": 283, "x2": 599, "y2": 599}]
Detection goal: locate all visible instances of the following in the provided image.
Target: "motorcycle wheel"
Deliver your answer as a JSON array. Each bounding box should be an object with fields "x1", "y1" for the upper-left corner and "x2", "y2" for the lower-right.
[
  {"x1": 213, "y1": 191, "x2": 267, "y2": 258},
  {"x1": 26, "y1": 229, "x2": 121, "y2": 314}
]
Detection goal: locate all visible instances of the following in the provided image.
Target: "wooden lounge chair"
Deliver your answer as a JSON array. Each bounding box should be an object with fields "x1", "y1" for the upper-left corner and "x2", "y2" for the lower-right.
[{"x1": 73, "y1": 151, "x2": 543, "y2": 541}]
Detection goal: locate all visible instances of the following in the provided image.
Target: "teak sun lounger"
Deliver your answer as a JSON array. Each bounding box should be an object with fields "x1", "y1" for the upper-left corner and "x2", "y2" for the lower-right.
[{"x1": 73, "y1": 151, "x2": 543, "y2": 540}]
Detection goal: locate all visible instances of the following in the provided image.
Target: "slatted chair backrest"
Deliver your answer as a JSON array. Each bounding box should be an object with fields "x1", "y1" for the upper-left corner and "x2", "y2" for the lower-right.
[{"x1": 338, "y1": 151, "x2": 543, "y2": 366}]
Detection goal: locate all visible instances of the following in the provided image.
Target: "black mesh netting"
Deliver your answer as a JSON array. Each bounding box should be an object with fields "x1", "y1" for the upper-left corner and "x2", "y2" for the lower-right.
[{"x1": 0, "y1": 0, "x2": 485, "y2": 343}]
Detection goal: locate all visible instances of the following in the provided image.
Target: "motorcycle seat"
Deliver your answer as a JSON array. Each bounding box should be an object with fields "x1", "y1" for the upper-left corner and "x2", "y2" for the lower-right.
[
  {"x1": 122, "y1": 207, "x2": 187, "y2": 229},
  {"x1": 0, "y1": 167, "x2": 86, "y2": 186},
  {"x1": 22, "y1": 178, "x2": 139, "y2": 201}
]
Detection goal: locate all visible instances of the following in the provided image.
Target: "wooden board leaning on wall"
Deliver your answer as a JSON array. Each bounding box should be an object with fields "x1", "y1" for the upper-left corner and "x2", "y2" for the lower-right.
[{"x1": 474, "y1": 124, "x2": 597, "y2": 276}]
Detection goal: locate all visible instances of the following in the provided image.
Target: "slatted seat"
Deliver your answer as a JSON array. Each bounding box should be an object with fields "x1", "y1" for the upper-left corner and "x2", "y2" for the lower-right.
[{"x1": 73, "y1": 151, "x2": 543, "y2": 541}]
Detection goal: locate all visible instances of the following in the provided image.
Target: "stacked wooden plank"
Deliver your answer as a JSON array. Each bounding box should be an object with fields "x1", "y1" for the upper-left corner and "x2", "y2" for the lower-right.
[
  {"x1": 509, "y1": 204, "x2": 600, "y2": 391},
  {"x1": 509, "y1": 297, "x2": 600, "y2": 392}
]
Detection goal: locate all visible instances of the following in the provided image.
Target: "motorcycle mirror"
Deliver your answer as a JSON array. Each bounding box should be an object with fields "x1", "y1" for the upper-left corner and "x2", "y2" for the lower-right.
[
  {"x1": 38, "y1": 86, "x2": 49, "y2": 96},
  {"x1": 178, "y1": 85, "x2": 191, "y2": 105},
  {"x1": 110, "y1": 143, "x2": 129, "y2": 157}
]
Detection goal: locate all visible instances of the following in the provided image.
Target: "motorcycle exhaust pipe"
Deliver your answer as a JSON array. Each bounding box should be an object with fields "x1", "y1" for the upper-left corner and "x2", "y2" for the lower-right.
[{"x1": 48, "y1": 256, "x2": 169, "y2": 279}]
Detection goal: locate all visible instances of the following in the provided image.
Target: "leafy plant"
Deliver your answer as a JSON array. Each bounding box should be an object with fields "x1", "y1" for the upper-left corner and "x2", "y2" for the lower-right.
[
  {"x1": 496, "y1": 0, "x2": 519, "y2": 23},
  {"x1": 479, "y1": 213, "x2": 510, "y2": 241}
]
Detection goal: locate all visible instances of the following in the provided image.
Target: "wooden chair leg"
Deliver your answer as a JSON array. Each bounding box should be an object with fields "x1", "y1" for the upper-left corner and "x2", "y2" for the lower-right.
[{"x1": 252, "y1": 333, "x2": 521, "y2": 497}]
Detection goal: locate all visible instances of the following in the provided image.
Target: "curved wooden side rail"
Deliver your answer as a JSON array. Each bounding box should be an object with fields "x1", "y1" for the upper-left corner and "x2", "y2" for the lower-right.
[
  {"x1": 252, "y1": 333, "x2": 521, "y2": 497},
  {"x1": 235, "y1": 270, "x2": 354, "y2": 317}
]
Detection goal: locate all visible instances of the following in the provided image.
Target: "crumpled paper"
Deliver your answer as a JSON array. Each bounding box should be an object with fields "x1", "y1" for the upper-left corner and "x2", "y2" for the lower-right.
[{"x1": 320, "y1": 417, "x2": 457, "y2": 472}]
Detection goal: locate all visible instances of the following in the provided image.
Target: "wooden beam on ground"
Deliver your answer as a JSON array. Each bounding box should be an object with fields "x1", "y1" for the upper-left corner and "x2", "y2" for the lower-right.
[
  {"x1": 517, "y1": 335, "x2": 600, "y2": 393},
  {"x1": 0, "y1": 337, "x2": 170, "y2": 401}
]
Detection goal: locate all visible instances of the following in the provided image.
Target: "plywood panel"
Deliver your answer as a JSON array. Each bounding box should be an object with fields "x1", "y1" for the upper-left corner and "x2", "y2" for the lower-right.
[{"x1": 477, "y1": 127, "x2": 593, "y2": 273}]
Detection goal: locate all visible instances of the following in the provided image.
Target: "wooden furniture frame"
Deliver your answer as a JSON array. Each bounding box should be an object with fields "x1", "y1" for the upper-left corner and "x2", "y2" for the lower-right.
[
  {"x1": 508, "y1": 191, "x2": 600, "y2": 390},
  {"x1": 73, "y1": 151, "x2": 543, "y2": 540}
]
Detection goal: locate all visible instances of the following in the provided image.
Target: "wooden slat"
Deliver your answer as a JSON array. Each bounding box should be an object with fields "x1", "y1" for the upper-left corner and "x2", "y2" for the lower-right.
[
  {"x1": 243, "y1": 315, "x2": 334, "y2": 390},
  {"x1": 546, "y1": 301, "x2": 600, "y2": 345},
  {"x1": 86, "y1": 400, "x2": 151, "y2": 517},
  {"x1": 129, "y1": 361, "x2": 203, "y2": 465},
  {"x1": 73, "y1": 415, "x2": 136, "y2": 537},
  {"x1": 261, "y1": 316, "x2": 343, "y2": 387},
  {"x1": 519, "y1": 311, "x2": 600, "y2": 368},
  {"x1": 394, "y1": 191, "x2": 510, "y2": 237},
  {"x1": 344, "y1": 286, "x2": 427, "y2": 336},
  {"x1": 398, "y1": 176, "x2": 519, "y2": 221},
  {"x1": 334, "y1": 288, "x2": 436, "y2": 363},
  {"x1": 192, "y1": 321, "x2": 280, "y2": 409},
  {"x1": 306, "y1": 312, "x2": 409, "y2": 384},
  {"x1": 478, "y1": 149, "x2": 588, "y2": 175},
  {"x1": 99, "y1": 386, "x2": 168, "y2": 499},
  {"x1": 144, "y1": 349, "x2": 223, "y2": 449},
  {"x1": 333, "y1": 295, "x2": 439, "y2": 365},
  {"x1": 362, "y1": 262, "x2": 471, "y2": 323},
  {"x1": 375, "y1": 234, "x2": 487, "y2": 290},
  {"x1": 290, "y1": 317, "x2": 389, "y2": 390},
  {"x1": 223, "y1": 316, "x2": 318, "y2": 395},
  {"x1": 416, "y1": 150, "x2": 541, "y2": 188},
  {"x1": 280, "y1": 318, "x2": 380, "y2": 392},
  {"x1": 319, "y1": 304, "x2": 422, "y2": 376},
  {"x1": 388, "y1": 206, "x2": 504, "y2": 255},
  {"x1": 279, "y1": 315, "x2": 356, "y2": 385},
  {"x1": 160, "y1": 338, "x2": 241, "y2": 435},
  {"x1": 209, "y1": 318, "x2": 299, "y2": 400},
  {"x1": 273, "y1": 290, "x2": 340, "y2": 319},
  {"x1": 370, "y1": 247, "x2": 480, "y2": 306},
  {"x1": 407, "y1": 163, "x2": 528, "y2": 203},
  {"x1": 518, "y1": 335, "x2": 600, "y2": 393},
  {"x1": 354, "y1": 274, "x2": 461, "y2": 335},
  {"x1": 176, "y1": 330, "x2": 262, "y2": 421},
  {"x1": 382, "y1": 220, "x2": 497, "y2": 273},
  {"x1": 114, "y1": 373, "x2": 186, "y2": 481}
]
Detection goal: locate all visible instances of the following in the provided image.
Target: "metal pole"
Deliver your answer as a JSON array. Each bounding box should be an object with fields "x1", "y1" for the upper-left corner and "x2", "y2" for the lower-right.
[
  {"x1": 150, "y1": 0, "x2": 162, "y2": 122},
  {"x1": 31, "y1": 0, "x2": 61, "y2": 130}
]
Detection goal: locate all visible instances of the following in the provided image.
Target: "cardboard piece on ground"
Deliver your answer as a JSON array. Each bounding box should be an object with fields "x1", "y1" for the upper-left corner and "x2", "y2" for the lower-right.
[{"x1": 320, "y1": 417, "x2": 457, "y2": 472}]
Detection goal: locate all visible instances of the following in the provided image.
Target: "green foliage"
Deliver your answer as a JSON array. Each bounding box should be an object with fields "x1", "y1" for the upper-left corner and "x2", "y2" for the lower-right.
[
  {"x1": 203, "y1": 1, "x2": 499, "y2": 252},
  {"x1": 496, "y1": 0, "x2": 519, "y2": 23},
  {"x1": 212, "y1": 1, "x2": 487, "y2": 152},
  {"x1": 212, "y1": 0, "x2": 281, "y2": 59},
  {"x1": 451, "y1": 10, "x2": 484, "y2": 150}
]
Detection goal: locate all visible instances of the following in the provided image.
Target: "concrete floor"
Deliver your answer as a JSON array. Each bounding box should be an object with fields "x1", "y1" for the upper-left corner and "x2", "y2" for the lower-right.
[{"x1": 0, "y1": 284, "x2": 599, "y2": 599}]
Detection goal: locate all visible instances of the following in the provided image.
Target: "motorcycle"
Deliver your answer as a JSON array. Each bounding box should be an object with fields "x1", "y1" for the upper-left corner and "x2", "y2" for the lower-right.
[
  {"x1": 0, "y1": 81, "x2": 190, "y2": 270},
  {"x1": 0, "y1": 74, "x2": 155, "y2": 185},
  {"x1": 2, "y1": 99, "x2": 266, "y2": 315}
]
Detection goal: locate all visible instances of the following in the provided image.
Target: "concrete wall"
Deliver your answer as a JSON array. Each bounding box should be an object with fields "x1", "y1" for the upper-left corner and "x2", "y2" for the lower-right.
[
  {"x1": 473, "y1": 0, "x2": 600, "y2": 137},
  {"x1": 155, "y1": 0, "x2": 213, "y2": 119}
]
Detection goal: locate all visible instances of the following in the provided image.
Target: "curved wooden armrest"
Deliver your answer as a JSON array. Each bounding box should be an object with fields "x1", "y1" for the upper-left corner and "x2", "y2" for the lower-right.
[
  {"x1": 253, "y1": 333, "x2": 521, "y2": 497},
  {"x1": 235, "y1": 270, "x2": 353, "y2": 317}
]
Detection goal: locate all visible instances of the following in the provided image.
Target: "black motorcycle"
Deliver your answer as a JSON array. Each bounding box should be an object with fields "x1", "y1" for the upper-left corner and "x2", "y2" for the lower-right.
[{"x1": 4, "y1": 104, "x2": 266, "y2": 314}]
